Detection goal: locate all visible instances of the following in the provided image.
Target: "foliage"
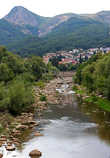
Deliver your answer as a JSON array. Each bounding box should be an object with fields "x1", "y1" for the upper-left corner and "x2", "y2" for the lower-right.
[
  {"x1": 8, "y1": 80, "x2": 34, "y2": 115},
  {"x1": 85, "y1": 96, "x2": 110, "y2": 112},
  {"x1": 75, "y1": 53, "x2": 110, "y2": 100},
  {"x1": 6, "y1": 18, "x2": 110, "y2": 57},
  {"x1": 0, "y1": 46, "x2": 53, "y2": 115},
  {"x1": 0, "y1": 19, "x2": 28, "y2": 46},
  {"x1": 35, "y1": 81, "x2": 45, "y2": 89},
  {"x1": 40, "y1": 95, "x2": 47, "y2": 102}
]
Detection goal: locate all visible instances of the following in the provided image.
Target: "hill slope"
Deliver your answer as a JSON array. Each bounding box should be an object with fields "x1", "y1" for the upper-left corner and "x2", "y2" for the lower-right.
[
  {"x1": 7, "y1": 17, "x2": 110, "y2": 56},
  {"x1": 1, "y1": 6, "x2": 110, "y2": 56},
  {"x1": 0, "y1": 19, "x2": 29, "y2": 45}
]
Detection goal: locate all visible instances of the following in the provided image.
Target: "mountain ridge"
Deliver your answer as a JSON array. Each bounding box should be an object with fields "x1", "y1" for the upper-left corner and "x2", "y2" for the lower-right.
[
  {"x1": 3, "y1": 6, "x2": 110, "y2": 36},
  {"x1": 1, "y1": 6, "x2": 110, "y2": 56}
]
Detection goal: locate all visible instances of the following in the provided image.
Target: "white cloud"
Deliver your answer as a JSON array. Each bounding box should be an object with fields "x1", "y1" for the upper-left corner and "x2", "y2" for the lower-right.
[{"x1": 0, "y1": 0, "x2": 110, "y2": 18}]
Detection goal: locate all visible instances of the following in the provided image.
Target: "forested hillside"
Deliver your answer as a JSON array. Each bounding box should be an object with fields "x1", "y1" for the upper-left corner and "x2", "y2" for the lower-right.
[
  {"x1": 1, "y1": 6, "x2": 110, "y2": 56},
  {"x1": 0, "y1": 19, "x2": 29, "y2": 45},
  {"x1": 7, "y1": 20, "x2": 109, "y2": 56}
]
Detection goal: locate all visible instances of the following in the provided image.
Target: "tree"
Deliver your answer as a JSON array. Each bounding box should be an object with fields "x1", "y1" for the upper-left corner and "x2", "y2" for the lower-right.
[{"x1": 0, "y1": 63, "x2": 14, "y2": 82}]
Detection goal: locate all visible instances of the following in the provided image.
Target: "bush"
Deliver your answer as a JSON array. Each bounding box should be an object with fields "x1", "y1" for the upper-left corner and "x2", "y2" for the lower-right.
[
  {"x1": 8, "y1": 80, "x2": 34, "y2": 115},
  {"x1": 0, "y1": 47, "x2": 55, "y2": 115},
  {"x1": 40, "y1": 95, "x2": 47, "y2": 101},
  {"x1": 35, "y1": 81, "x2": 45, "y2": 89},
  {"x1": 0, "y1": 83, "x2": 10, "y2": 110}
]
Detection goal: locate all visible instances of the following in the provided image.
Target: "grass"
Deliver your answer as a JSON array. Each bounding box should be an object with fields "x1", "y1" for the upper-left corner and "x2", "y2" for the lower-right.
[
  {"x1": 85, "y1": 96, "x2": 110, "y2": 112},
  {"x1": 35, "y1": 81, "x2": 45, "y2": 89},
  {"x1": 73, "y1": 84, "x2": 110, "y2": 112},
  {"x1": 73, "y1": 85, "x2": 85, "y2": 95}
]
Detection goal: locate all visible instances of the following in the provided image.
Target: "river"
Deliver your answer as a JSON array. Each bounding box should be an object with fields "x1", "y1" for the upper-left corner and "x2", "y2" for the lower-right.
[{"x1": 5, "y1": 82, "x2": 110, "y2": 158}]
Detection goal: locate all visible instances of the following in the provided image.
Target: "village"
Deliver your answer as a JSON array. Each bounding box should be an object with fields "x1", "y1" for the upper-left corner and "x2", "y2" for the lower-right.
[{"x1": 43, "y1": 47, "x2": 110, "y2": 65}]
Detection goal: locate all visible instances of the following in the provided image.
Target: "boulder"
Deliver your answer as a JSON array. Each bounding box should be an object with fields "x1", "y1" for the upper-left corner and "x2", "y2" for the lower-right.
[
  {"x1": 12, "y1": 129, "x2": 21, "y2": 137},
  {"x1": 34, "y1": 132, "x2": 43, "y2": 137},
  {"x1": 1, "y1": 135, "x2": 6, "y2": 139},
  {"x1": 6, "y1": 145, "x2": 15, "y2": 151},
  {"x1": 7, "y1": 141, "x2": 13, "y2": 146},
  {"x1": 0, "y1": 143, "x2": 2, "y2": 147},
  {"x1": 0, "y1": 137, "x2": 7, "y2": 142},
  {"x1": 28, "y1": 121, "x2": 38, "y2": 126},
  {"x1": 29, "y1": 149, "x2": 42, "y2": 157},
  {"x1": 16, "y1": 124, "x2": 28, "y2": 130},
  {"x1": 0, "y1": 153, "x2": 3, "y2": 158}
]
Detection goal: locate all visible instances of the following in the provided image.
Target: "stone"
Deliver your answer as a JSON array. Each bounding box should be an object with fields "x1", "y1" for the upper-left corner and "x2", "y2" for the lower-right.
[
  {"x1": 1, "y1": 135, "x2": 6, "y2": 139},
  {"x1": 16, "y1": 124, "x2": 28, "y2": 130},
  {"x1": 7, "y1": 141, "x2": 13, "y2": 146},
  {"x1": 6, "y1": 145, "x2": 16, "y2": 151},
  {"x1": 0, "y1": 153, "x2": 3, "y2": 158},
  {"x1": 29, "y1": 149, "x2": 42, "y2": 157},
  {"x1": 14, "y1": 141, "x2": 20, "y2": 147},
  {"x1": 0, "y1": 137, "x2": 6, "y2": 142},
  {"x1": 28, "y1": 121, "x2": 38, "y2": 126},
  {"x1": 34, "y1": 132, "x2": 43, "y2": 137},
  {"x1": 12, "y1": 129, "x2": 21, "y2": 137},
  {"x1": 0, "y1": 143, "x2": 2, "y2": 147}
]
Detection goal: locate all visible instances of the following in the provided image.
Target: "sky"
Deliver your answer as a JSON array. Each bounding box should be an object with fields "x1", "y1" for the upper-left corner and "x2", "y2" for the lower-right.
[{"x1": 1, "y1": 0, "x2": 110, "y2": 18}]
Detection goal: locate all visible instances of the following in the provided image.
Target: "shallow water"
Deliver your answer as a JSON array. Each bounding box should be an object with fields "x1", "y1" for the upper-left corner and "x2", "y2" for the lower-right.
[{"x1": 8, "y1": 94, "x2": 110, "y2": 158}]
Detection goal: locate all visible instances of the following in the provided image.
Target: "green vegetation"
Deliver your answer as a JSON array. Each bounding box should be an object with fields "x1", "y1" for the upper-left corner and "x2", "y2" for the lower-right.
[
  {"x1": 0, "y1": 46, "x2": 55, "y2": 115},
  {"x1": 85, "y1": 96, "x2": 110, "y2": 112},
  {"x1": 1, "y1": 8, "x2": 110, "y2": 57},
  {"x1": 0, "y1": 19, "x2": 28, "y2": 46},
  {"x1": 40, "y1": 95, "x2": 47, "y2": 102},
  {"x1": 35, "y1": 81, "x2": 45, "y2": 89},
  {"x1": 7, "y1": 20, "x2": 109, "y2": 57},
  {"x1": 74, "y1": 52, "x2": 110, "y2": 111}
]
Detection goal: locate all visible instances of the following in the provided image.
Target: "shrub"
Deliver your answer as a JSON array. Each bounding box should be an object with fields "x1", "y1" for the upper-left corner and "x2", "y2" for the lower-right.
[
  {"x1": 8, "y1": 80, "x2": 34, "y2": 115},
  {"x1": 40, "y1": 95, "x2": 47, "y2": 101},
  {"x1": 35, "y1": 81, "x2": 45, "y2": 89}
]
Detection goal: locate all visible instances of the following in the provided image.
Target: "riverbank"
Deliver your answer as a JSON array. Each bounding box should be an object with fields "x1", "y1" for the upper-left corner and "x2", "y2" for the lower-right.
[
  {"x1": 0, "y1": 73, "x2": 74, "y2": 157},
  {"x1": 0, "y1": 79, "x2": 59, "y2": 155},
  {"x1": 14, "y1": 76, "x2": 110, "y2": 158},
  {"x1": 73, "y1": 84, "x2": 110, "y2": 112}
]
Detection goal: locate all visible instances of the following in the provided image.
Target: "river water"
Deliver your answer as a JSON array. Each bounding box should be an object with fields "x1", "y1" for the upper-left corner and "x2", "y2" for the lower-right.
[{"x1": 6, "y1": 86, "x2": 110, "y2": 158}]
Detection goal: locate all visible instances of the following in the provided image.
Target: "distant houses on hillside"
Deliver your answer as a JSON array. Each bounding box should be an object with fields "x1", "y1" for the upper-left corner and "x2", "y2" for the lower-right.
[{"x1": 43, "y1": 47, "x2": 110, "y2": 65}]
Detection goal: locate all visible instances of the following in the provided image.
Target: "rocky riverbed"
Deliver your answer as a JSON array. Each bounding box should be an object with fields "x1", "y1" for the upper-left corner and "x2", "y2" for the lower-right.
[
  {"x1": 0, "y1": 74, "x2": 74, "y2": 157},
  {"x1": 1, "y1": 72, "x2": 110, "y2": 158}
]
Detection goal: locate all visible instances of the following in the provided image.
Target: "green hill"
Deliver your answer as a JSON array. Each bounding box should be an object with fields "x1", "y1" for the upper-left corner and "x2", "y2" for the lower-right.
[
  {"x1": 1, "y1": 6, "x2": 110, "y2": 56},
  {"x1": 7, "y1": 17, "x2": 110, "y2": 56}
]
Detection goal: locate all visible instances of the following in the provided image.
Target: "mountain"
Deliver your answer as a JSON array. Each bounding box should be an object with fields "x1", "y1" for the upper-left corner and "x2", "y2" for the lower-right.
[
  {"x1": 4, "y1": 6, "x2": 47, "y2": 27},
  {"x1": 4, "y1": 6, "x2": 49, "y2": 35},
  {"x1": 38, "y1": 13, "x2": 79, "y2": 36},
  {"x1": 1, "y1": 6, "x2": 110, "y2": 56},
  {"x1": 3, "y1": 6, "x2": 78, "y2": 36},
  {"x1": 0, "y1": 19, "x2": 28, "y2": 45},
  {"x1": 8, "y1": 18, "x2": 109, "y2": 57},
  {"x1": 3, "y1": 7, "x2": 110, "y2": 36},
  {"x1": 85, "y1": 11, "x2": 110, "y2": 25}
]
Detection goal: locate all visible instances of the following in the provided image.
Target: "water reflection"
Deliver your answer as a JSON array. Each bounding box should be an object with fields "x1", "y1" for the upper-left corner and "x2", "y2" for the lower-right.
[
  {"x1": 6, "y1": 94, "x2": 110, "y2": 158},
  {"x1": 80, "y1": 101, "x2": 110, "y2": 144}
]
